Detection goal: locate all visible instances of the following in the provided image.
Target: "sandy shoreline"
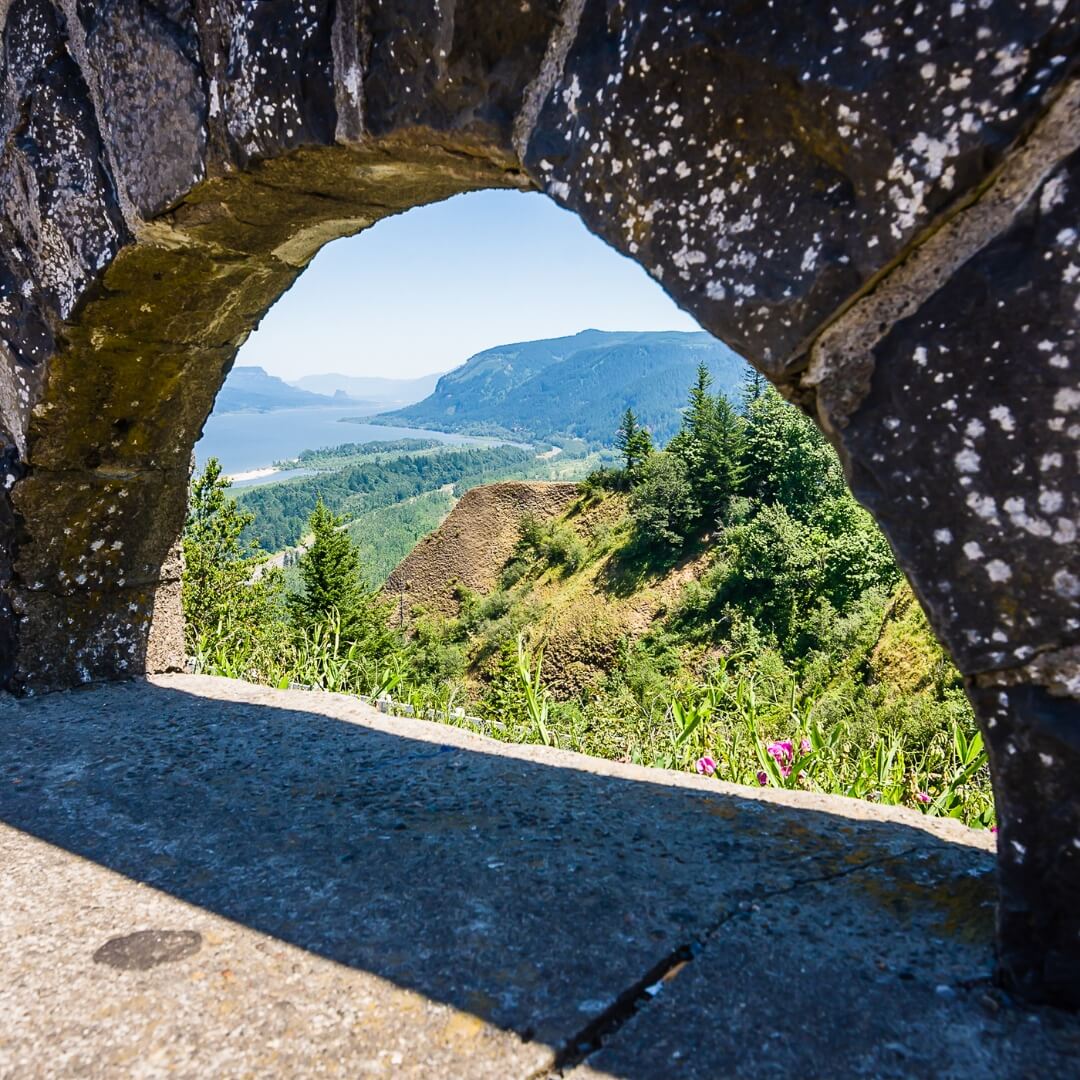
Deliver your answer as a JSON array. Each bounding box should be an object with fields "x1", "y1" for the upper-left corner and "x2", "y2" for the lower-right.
[{"x1": 226, "y1": 466, "x2": 277, "y2": 483}]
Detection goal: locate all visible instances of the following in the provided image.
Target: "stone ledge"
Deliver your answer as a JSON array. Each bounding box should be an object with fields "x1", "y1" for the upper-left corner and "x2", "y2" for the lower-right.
[{"x1": 1, "y1": 675, "x2": 1075, "y2": 1077}]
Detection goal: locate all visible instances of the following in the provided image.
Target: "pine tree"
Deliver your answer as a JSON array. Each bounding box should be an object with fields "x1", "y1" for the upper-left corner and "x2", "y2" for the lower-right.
[
  {"x1": 290, "y1": 498, "x2": 394, "y2": 653},
  {"x1": 615, "y1": 406, "x2": 653, "y2": 480},
  {"x1": 740, "y1": 368, "x2": 770, "y2": 412},
  {"x1": 667, "y1": 363, "x2": 743, "y2": 526},
  {"x1": 740, "y1": 385, "x2": 845, "y2": 518},
  {"x1": 182, "y1": 458, "x2": 281, "y2": 647}
]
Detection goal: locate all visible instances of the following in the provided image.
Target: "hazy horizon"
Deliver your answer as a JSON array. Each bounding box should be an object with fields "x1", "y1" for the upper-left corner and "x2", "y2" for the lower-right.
[{"x1": 238, "y1": 189, "x2": 700, "y2": 381}]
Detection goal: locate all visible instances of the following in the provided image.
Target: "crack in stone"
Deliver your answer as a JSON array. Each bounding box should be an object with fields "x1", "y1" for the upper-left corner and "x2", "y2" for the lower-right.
[
  {"x1": 53, "y1": 0, "x2": 141, "y2": 236},
  {"x1": 513, "y1": 0, "x2": 587, "y2": 163},
  {"x1": 975, "y1": 643, "x2": 1080, "y2": 702},
  {"x1": 539, "y1": 847, "x2": 920, "y2": 1076}
]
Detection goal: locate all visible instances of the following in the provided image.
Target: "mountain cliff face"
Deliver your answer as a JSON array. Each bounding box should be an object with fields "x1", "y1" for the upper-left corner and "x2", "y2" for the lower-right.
[{"x1": 375, "y1": 330, "x2": 748, "y2": 444}]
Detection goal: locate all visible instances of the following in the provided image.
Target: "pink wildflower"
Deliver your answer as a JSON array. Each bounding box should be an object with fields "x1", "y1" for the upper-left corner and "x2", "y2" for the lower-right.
[
  {"x1": 780, "y1": 765, "x2": 792, "y2": 779},
  {"x1": 799, "y1": 737, "x2": 812, "y2": 755},
  {"x1": 756, "y1": 770, "x2": 768, "y2": 786},
  {"x1": 766, "y1": 740, "x2": 794, "y2": 764},
  {"x1": 695, "y1": 755, "x2": 717, "y2": 777},
  {"x1": 990, "y1": 826, "x2": 999, "y2": 834},
  {"x1": 916, "y1": 792, "x2": 931, "y2": 805}
]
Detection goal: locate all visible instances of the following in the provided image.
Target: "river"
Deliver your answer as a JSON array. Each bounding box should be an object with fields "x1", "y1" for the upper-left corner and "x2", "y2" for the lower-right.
[{"x1": 194, "y1": 406, "x2": 489, "y2": 479}]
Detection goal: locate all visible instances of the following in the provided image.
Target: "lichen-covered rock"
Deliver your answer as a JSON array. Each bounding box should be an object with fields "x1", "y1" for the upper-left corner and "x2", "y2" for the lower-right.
[
  {"x1": 0, "y1": 0, "x2": 1075, "y2": 1006},
  {"x1": 524, "y1": 0, "x2": 1079, "y2": 368},
  {"x1": 839, "y1": 146, "x2": 1080, "y2": 678}
]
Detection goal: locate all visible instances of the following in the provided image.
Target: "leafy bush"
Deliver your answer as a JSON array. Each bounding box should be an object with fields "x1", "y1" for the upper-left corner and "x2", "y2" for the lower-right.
[
  {"x1": 515, "y1": 514, "x2": 587, "y2": 573},
  {"x1": 628, "y1": 452, "x2": 697, "y2": 549}
]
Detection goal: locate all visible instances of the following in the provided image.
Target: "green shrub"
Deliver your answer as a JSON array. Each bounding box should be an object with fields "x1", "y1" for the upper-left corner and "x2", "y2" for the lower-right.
[{"x1": 628, "y1": 451, "x2": 697, "y2": 549}]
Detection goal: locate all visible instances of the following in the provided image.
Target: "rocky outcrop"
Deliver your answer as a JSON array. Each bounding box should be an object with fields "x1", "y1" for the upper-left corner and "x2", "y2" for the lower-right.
[
  {"x1": 0, "y1": 0, "x2": 1076, "y2": 1004},
  {"x1": 384, "y1": 482, "x2": 580, "y2": 621}
]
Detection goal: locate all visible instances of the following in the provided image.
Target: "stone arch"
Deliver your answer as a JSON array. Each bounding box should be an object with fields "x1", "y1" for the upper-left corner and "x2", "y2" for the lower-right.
[{"x1": 0, "y1": 0, "x2": 1077, "y2": 1005}]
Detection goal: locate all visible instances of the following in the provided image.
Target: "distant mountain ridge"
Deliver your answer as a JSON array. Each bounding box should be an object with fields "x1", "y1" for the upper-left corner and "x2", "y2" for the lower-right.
[
  {"x1": 373, "y1": 330, "x2": 749, "y2": 445},
  {"x1": 215, "y1": 366, "x2": 335, "y2": 413},
  {"x1": 215, "y1": 367, "x2": 446, "y2": 415},
  {"x1": 291, "y1": 371, "x2": 443, "y2": 410}
]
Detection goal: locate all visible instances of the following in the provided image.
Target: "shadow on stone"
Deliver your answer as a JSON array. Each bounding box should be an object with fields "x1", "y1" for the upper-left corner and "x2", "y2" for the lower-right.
[{"x1": 2, "y1": 677, "x2": 1077, "y2": 1076}]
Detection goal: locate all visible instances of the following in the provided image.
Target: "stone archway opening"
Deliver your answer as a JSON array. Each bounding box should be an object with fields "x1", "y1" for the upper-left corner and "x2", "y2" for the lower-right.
[
  {"x1": 5, "y1": 139, "x2": 524, "y2": 689},
  {"x1": 1, "y1": 0, "x2": 1077, "y2": 1007}
]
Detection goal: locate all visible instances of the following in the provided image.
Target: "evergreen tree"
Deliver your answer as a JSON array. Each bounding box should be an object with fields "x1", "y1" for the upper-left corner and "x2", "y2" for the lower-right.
[
  {"x1": 182, "y1": 458, "x2": 281, "y2": 648},
  {"x1": 615, "y1": 407, "x2": 653, "y2": 480},
  {"x1": 740, "y1": 368, "x2": 770, "y2": 412},
  {"x1": 290, "y1": 498, "x2": 394, "y2": 654},
  {"x1": 628, "y1": 451, "x2": 697, "y2": 550},
  {"x1": 667, "y1": 363, "x2": 744, "y2": 526},
  {"x1": 740, "y1": 386, "x2": 845, "y2": 518}
]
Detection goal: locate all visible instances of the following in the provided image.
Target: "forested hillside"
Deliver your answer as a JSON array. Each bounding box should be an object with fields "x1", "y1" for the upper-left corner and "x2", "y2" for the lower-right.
[
  {"x1": 183, "y1": 369, "x2": 993, "y2": 831},
  {"x1": 374, "y1": 330, "x2": 748, "y2": 444},
  {"x1": 237, "y1": 442, "x2": 537, "y2": 552}
]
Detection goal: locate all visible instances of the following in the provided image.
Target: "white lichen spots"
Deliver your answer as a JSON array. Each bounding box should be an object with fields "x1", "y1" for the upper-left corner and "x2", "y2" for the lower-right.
[
  {"x1": 1052, "y1": 518, "x2": 1076, "y2": 544},
  {"x1": 964, "y1": 418, "x2": 985, "y2": 439},
  {"x1": 954, "y1": 448, "x2": 980, "y2": 472},
  {"x1": 966, "y1": 492, "x2": 999, "y2": 522},
  {"x1": 963, "y1": 541, "x2": 984, "y2": 560},
  {"x1": 989, "y1": 405, "x2": 1015, "y2": 432},
  {"x1": 1053, "y1": 569, "x2": 1080, "y2": 598},
  {"x1": 1037, "y1": 172, "x2": 1069, "y2": 213},
  {"x1": 934, "y1": 528, "x2": 954, "y2": 544},
  {"x1": 913, "y1": 346, "x2": 928, "y2": 366},
  {"x1": 985, "y1": 559, "x2": 1012, "y2": 582},
  {"x1": 1053, "y1": 387, "x2": 1080, "y2": 412},
  {"x1": 563, "y1": 74, "x2": 582, "y2": 115},
  {"x1": 1039, "y1": 753, "x2": 1055, "y2": 767},
  {"x1": 1038, "y1": 489, "x2": 1063, "y2": 514}
]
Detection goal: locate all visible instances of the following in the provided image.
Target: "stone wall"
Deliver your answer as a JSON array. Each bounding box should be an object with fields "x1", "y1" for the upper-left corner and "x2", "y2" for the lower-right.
[{"x1": 0, "y1": 0, "x2": 1076, "y2": 1004}]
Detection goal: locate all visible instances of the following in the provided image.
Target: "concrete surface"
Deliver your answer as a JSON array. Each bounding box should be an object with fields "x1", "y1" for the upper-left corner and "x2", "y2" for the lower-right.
[{"x1": 1, "y1": 674, "x2": 1077, "y2": 1077}]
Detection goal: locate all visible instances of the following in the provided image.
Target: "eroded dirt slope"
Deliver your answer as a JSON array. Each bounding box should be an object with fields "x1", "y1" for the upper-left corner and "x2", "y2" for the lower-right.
[{"x1": 383, "y1": 482, "x2": 580, "y2": 618}]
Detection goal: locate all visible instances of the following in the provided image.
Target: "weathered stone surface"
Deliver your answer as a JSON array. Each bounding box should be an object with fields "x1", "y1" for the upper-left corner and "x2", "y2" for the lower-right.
[
  {"x1": 569, "y1": 855, "x2": 1080, "y2": 1079},
  {"x1": 0, "y1": 0, "x2": 1076, "y2": 1005},
  {"x1": 2, "y1": 675, "x2": 1078, "y2": 1075},
  {"x1": 363, "y1": 0, "x2": 563, "y2": 146},
  {"x1": 76, "y1": 0, "x2": 208, "y2": 217},
  {"x1": 525, "y1": 0, "x2": 1079, "y2": 367},
  {"x1": 832, "y1": 127, "x2": 1080, "y2": 678},
  {"x1": 969, "y1": 681, "x2": 1080, "y2": 1008}
]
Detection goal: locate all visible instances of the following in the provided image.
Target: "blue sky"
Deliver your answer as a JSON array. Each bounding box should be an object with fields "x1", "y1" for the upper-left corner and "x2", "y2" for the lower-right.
[{"x1": 239, "y1": 189, "x2": 701, "y2": 381}]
